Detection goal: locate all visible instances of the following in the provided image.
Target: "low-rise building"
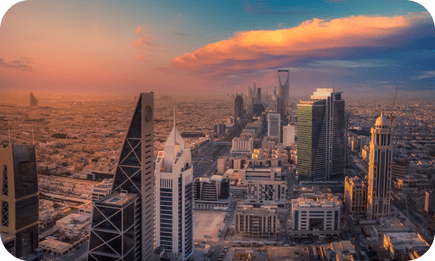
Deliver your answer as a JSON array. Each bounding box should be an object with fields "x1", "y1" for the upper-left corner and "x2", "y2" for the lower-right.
[
  {"x1": 424, "y1": 189, "x2": 435, "y2": 213},
  {"x1": 231, "y1": 133, "x2": 254, "y2": 156},
  {"x1": 344, "y1": 176, "x2": 368, "y2": 215},
  {"x1": 56, "y1": 214, "x2": 91, "y2": 237},
  {"x1": 245, "y1": 180, "x2": 287, "y2": 204},
  {"x1": 383, "y1": 232, "x2": 429, "y2": 260},
  {"x1": 193, "y1": 175, "x2": 231, "y2": 210},
  {"x1": 291, "y1": 194, "x2": 341, "y2": 239},
  {"x1": 234, "y1": 204, "x2": 278, "y2": 239},
  {"x1": 91, "y1": 178, "x2": 112, "y2": 203},
  {"x1": 392, "y1": 174, "x2": 429, "y2": 191}
]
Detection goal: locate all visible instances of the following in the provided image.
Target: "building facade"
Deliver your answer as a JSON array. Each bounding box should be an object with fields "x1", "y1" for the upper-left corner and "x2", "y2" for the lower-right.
[
  {"x1": 424, "y1": 190, "x2": 435, "y2": 213},
  {"x1": 155, "y1": 125, "x2": 194, "y2": 261},
  {"x1": 235, "y1": 94, "x2": 244, "y2": 119},
  {"x1": 367, "y1": 110, "x2": 392, "y2": 220},
  {"x1": 392, "y1": 158, "x2": 412, "y2": 179},
  {"x1": 87, "y1": 93, "x2": 155, "y2": 261},
  {"x1": 267, "y1": 113, "x2": 280, "y2": 138},
  {"x1": 234, "y1": 204, "x2": 278, "y2": 239},
  {"x1": 276, "y1": 70, "x2": 289, "y2": 119},
  {"x1": 296, "y1": 88, "x2": 345, "y2": 181},
  {"x1": 245, "y1": 180, "x2": 287, "y2": 204},
  {"x1": 291, "y1": 194, "x2": 341, "y2": 238},
  {"x1": 230, "y1": 133, "x2": 254, "y2": 156},
  {"x1": 193, "y1": 176, "x2": 230, "y2": 211},
  {"x1": 0, "y1": 145, "x2": 40, "y2": 260},
  {"x1": 344, "y1": 176, "x2": 368, "y2": 215},
  {"x1": 283, "y1": 124, "x2": 296, "y2": 147}
]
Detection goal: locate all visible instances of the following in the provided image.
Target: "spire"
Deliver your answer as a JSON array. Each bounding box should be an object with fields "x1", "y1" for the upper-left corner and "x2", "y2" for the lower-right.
[{"x1": 174, "y1": 106, "x2": 176, "y2": 142}]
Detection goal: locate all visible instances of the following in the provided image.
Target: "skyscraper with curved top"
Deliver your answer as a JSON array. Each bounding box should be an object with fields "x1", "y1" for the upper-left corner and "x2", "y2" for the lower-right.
[
  {"x1": 87, "y1": 93, "x2": 155, "y2": 261},
  {"x1": 277, "y1": 70, "x2": 289, "y2": 119}
]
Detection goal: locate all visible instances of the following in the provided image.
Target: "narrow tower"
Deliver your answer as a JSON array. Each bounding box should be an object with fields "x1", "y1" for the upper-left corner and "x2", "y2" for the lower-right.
[
  {"x1": 155, "y1": 112, "x2": 194, "y2": 260},
  {"x1": 367, "y1": 110, "x2": 392, "y2": 220}
]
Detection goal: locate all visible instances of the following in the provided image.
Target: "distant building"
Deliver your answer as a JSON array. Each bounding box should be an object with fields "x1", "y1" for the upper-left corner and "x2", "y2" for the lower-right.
[
  {"x1": 214, "y1": 123, "x2": 226, "y2": 136},
  {"x1": 392, "y1": 174, "x2": 429, "y2": 191},
  {"x1": 362, "y1": 145, "x2": 370, "y2": 163},
  {"x1": 282, "y1": 124, "x2": 296, "y2": 147},
  {"x1": 155, "y1": 124, "x2": 194, "y2": 260},
  {"x1": 267, "y1": 113, "x2": 280, "y2": 138},
  {"x1": 291, "y1": 193, "x2": 341, "y2": 239},
  {"x1": 297, "y1": 88, "x2": 345, "y2": 181},
  {"x1": 231, "y1": 133, "x2": 254, "y2": 156},
  {"x1": 234, "y1": 204, "x2": 278, "y2": 239},
  {"x1": 193, "y1": 175, "x2": 230, "y2": 211},
  {"x1": 257, "y1": 87, "x2": 261, "y2": 102},
  {"x1": 245, "y1": 180, "x2": 287, "y2": 204},
  {"x1": 344, "y1": 176, "x2": 368, "y2": 215},
  {"x1": 277, "y1": 70, "x2": 289, "y2": 119},
  {"x1": 392, "y1": 158, "x2": 412, "y2": 180},
  {"x1": 235, "y1": 94, "x2": 244, "y2": 119},
  {"x1": 91, "y1": 178, "x2": 112, "y2": 203},
  {"x1": 0, "y1": 145, "x2": 40, "y2": 260},
  {"x1": 383, "y1": 232, "x2": 429, "y2": 260},
  {"x1": 367, "y1": 110, "x2": 392, "y2": 220},
  {"x1": 87, "y1": 93, "x2": 155, "y2": 261},
  {"x1": 30, "y1": 92, "x2": 38, "y2": 106},
  {"x1": 424, "y1": 189, "x2": 435, "y2": 213}
]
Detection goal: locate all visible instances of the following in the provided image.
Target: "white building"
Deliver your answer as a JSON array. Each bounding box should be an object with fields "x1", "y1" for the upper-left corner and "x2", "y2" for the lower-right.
[
  {"x1": 235, "y1": 204, "x2": 278, "y2": 239},
  {"x1": 231, "y1": 133, "x2": 254, "y2": 155},
  {"x1": 367, "y1": 110, "x2": 393, "y2": 220},
  {"x1": 291, "y1": 194, "x2": 341, "y2": 238},
  {"x1": 245, "y1": 180, "x2": 287, "y2": 204},
  {"x1": 155, "y1": 125, "x2": 194, "y2": 261},
  {"x1": 91, "y1": 178, "x2": 112, "y2": 203},
  {"x1": 283, "y1": 124, "x2": 296, "y2": 147},
  {"x1": 267, "y1": 113, "x2": 280, "y2": 137}
]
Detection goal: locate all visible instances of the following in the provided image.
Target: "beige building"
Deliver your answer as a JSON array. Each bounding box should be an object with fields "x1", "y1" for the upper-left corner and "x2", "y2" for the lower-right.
[
  {"x1": 245, "y1": 180, "x2": 287, "y2": 204},
  {"x1": 344, "y1": 176, "x2": 368, "y2": 215},
  {"x1": 234, "y1": 204, "x2": 278, "y2": 239},
  {"x1": 424, "y1": 189, "x2": 435, "y2": 213},
  {"x1": 383, "y1": 232, "x2": 429, "y2": 260},
  {"x1": 231, "y1": 133, "x2": 254, "y2": 155}
]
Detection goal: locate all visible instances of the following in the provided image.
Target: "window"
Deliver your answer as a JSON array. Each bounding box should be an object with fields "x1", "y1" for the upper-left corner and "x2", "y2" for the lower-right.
[
  {"x1": 2, "y1": 165, "x2": 8, "y2": 196},
  {"x1": 2, "y1": 201, "x2": 8, "y2": 227}
]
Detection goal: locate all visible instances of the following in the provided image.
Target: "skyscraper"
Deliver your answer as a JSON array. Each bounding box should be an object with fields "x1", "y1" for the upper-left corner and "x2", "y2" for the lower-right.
[
  {"x1": 267, "y1": 113, "x2": 280, "y2": 138},
  {"x1": 277, "y1": 70, "x2": 289, "y2": 119},
  {"x1": 87, "y1": 93, "x2": 155, "y2": 261},
  {"x1": 155, "y1": 120, "x2": 194, "y2": 260},
  {"x1": 0, "y1": 145, "x2": 40, "y2": 260},
  {"x1": 235, "y1": 94, "x2": 244, "y2": 119},
  {"x1": 296, "y1": 88, "x2": 345, "y2": 181},
  {"x1": 257, "y1": 88, "x2": 261, "y2": 102},
  {"x1": 367, "y1": 110, "x2": 392, "y2": 220}
]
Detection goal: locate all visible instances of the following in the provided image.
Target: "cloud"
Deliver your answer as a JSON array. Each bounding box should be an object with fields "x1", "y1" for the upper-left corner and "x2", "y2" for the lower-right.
[
  {"x1": 0, "y1": 58, "x2": 32, "y2": 71},
  {"x1": 135, "y1": 54, "x2": 149, "y2": 62},
  {"x1": 132, "y1": 26, "x2": 154, "y2": 49},
  {"x1": 412, "y1": 70, "x2": 435, "y2": 80},
  {"x1": 172, "y1": 12, "x2": 431, "y2": 77}
]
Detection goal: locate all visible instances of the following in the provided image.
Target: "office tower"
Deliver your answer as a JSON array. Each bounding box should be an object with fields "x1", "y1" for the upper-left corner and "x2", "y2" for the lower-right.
[
  {"x1": 424, "y1": 190, "x2": 435, "y2": 213},
  {"x1": 231, "y1": 133, "x2": 254, "y2": 156},
  {"x1": 87, "y1": 93, "x2": 155, "y2": 261},
  {"x1": 214, "y1": 123, "x2": 226, "y2": 136},
  {"x1": 257, "y1": 88, "x2": 261, "y2": 102},
  {"x1": 30, "y1": 92, "x2": 38, "y2": 106},
  {"x1": 367, "y1": 110, "x2": 392, "y2": 220},
  {"x1": 0, "y1": 145, "x2": 39, "y2": 259},
  {"x1": 267, "y1": 113, "x2": 280, "y2": 138},
  {"x1": 235, "y1": 94, "x2": 244, "y2": 119},
  {"x1": 344, "y1": 176, "x2": 368, "y2": 215},
  {"x1": 296, "y1": 88, "x2": 345, "y2": 181},
  {"x1": 282, "y1": 124, "x2": 296, "y2": 147},
  {"x1": 253, "y1": 82, "x2": 257, "y2": 103},
  {"x1": 155, "y1": 122, "x2": 194, "y2": 261},
  {"x1": 277, "y1": 70, "x2": 289, "y2": 119},
  {"x1": 273, "y1": 86, "x2": 277, "y2": 101},
  {"x1": 392, "y1": 158, "x2": 412, "y2": 180}
]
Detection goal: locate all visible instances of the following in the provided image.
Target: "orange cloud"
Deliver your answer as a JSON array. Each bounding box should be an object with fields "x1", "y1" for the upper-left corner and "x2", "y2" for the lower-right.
[
  {"x1": 172, "y1": 12, "x2": 430, "y2": 75},
  {"x1": 135, "y1": 54, "x2": 148, "y2": 61},
  {"x1": 133, "y1": 37, "x2": 150, "y2": 48}
]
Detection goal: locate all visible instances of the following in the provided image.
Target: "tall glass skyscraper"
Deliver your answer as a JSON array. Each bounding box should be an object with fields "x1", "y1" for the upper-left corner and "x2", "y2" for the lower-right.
[
  {"x1": 87, "y1": 93, "x2": 155, "y2": 261},
  {"x1": 277, "y1": 70, "x2": 289, "y2": 120},
  {"x1": 155, "y1": 122, "x2": 194, "y2": 261},
  {"x1": 296, "y1": 89, "x2": 345, "y2": 181},
  {"x1": 0, "y1": 145, "x2": 39, "y2": 259}
]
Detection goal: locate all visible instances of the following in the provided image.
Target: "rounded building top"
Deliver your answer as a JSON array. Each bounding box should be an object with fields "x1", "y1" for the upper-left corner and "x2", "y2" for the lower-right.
[{"x1": 375, "y1": 109, "x2": 390, "y2": 127}]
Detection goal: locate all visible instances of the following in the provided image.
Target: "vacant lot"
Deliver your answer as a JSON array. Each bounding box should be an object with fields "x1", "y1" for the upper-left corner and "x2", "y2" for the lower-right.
[{"x1": 193, "y1": 210, "x2": 227, "y2": 242}]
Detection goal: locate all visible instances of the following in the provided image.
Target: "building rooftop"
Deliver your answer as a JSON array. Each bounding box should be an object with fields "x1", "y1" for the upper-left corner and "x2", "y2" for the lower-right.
[
  {"x1": 384, "y1": 232, "x2": 429, "y2": 251},
  {"x1": 98, "y1": 191, "x2": 139, "y2": 207}
]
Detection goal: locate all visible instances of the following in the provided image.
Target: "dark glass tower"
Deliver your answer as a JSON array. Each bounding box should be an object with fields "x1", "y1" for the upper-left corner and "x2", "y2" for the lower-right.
[
  {"x1": 87, "y1": 93, "x2": 155, "y2": 261},
  {"x1": 235, "y1": 94, "x2": 244, "y2": 119},
  {"x1": 296, "y1": 89, "x2": 345, "y2": 181},
  {"x1": 0, "y1": 145, "x2": 39, "y2": 259}
]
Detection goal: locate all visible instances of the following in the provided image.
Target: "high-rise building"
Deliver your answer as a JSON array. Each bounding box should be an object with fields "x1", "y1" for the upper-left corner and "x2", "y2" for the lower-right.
[
  {"x1": 155, "y1": 122, "x2": 194, "y2": 261},
  {"x1": 231, "y1": 133, "x2": 254, "y2": 156},
  {"x1": 424, "y1": 189, "x2": 435, "y2": 214},
  {"x1": 344, "y1": 176, "x2": 368, "y2": 215},
  {"x1": 283, "y1": 124, "x2": 296, "y2": 147},
  {"x1": 0, "y1": 145, "x2": 40, "y2": 260},
  {"x1": 296, "y1": 88, "x2": 345, "y2": 181},
  {"x1": 235, "y1": 94, "x2": 244, "y2": 119},
  {"x1": 87, "y1": 93, "x2": 155, "y2": 261},
  {"x1": 392, "y1": 158, "x2": 412, "y2": 180},
  {"x1": 277, "y1": 70, "x2": 289, "y2": 119},
  {"x1": 267, "y1": 113, "x2": 280, "y2": 138},
  {"x1": 367, "y1": 110, "x2": 392, "y2": 220},
  {"x1": 257, "y1": 88, "x2": 261, "y2": 102}
]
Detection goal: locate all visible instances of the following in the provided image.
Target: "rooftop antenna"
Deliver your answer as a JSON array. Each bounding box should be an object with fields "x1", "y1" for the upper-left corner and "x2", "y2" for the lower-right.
[{"x1": 389, "y1": 85, "x2": 399, "y2": 128}]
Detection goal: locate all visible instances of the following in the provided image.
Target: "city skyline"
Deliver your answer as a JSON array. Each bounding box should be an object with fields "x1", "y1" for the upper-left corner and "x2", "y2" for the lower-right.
[{"x1": 0, "y1": 0, "x2": 434, "y2": 98}]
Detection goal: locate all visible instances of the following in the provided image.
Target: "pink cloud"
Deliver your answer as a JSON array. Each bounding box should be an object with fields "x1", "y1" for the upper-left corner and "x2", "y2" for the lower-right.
[
  {"x1": 172, "y1": 12, "x2": 431, "y2": 76},
  {"x1": 135, "y1": 54, "x2": 148, "y2": 61}
]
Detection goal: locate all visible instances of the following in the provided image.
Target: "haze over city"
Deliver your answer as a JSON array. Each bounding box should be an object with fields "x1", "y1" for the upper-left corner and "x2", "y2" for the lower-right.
[{"x1": 1, "y1": 1, "x2": 435, "y2": 261}]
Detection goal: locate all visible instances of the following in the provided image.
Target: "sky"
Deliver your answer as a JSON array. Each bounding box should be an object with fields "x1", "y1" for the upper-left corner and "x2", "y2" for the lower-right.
[{"x1": 0, "y1": 0, "x2": 434, "y2": 98}]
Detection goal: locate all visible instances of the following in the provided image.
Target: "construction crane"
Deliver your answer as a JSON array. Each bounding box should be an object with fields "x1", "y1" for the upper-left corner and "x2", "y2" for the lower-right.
[{"x1": 389, "y1": 85, "x2": 399, "y2": 127}]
